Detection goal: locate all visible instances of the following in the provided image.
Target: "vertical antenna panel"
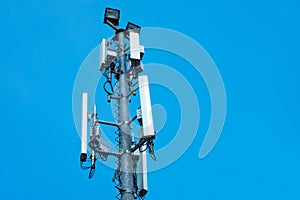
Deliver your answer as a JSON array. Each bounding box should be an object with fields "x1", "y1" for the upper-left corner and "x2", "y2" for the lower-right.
[
  {"x1": 81, "y1": 93, "x2": 88, "y2": 155},
  {"x1": 129, "y1": 32, "x2": 141, "y2": 60},
  {"x1": 138, "y1": 75, "x2": 155, "y2": 138},
  {"x1": 138, "y1": 150, "x2": 148, "y2": 197},
  {"x1": 137, "y1": 129, "x2": 148, "y2": 197},
  {"x1": 100, "y1": 38, "x2": 106, "y2": 71}
]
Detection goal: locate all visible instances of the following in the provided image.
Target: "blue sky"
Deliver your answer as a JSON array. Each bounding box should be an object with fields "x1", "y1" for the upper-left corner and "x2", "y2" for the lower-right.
[{"x1": 1, "y1": 0, "x2": 300, "y2": 199}]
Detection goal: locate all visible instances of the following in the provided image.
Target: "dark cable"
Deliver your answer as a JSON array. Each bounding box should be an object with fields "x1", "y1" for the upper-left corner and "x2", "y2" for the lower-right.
[
  {"x1": 109, "y1": 81, "x2": 114, "y2": 93},
  {"x1": 88, "y1": 165, "x2": 96, "y2": 179},
  {"x1": 80, "y1": 162, "x2": 91, "y2": 170},
  {"x1": 103, "y1": 80, "x2": 113, "y2": 95}
]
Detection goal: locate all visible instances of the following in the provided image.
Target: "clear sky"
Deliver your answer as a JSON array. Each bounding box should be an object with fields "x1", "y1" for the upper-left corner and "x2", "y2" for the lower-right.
[{"x1": 1, "y1": 0, "x2": 300, "y2": 199}]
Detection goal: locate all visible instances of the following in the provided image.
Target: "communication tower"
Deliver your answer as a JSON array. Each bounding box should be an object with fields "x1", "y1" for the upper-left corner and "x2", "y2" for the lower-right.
[{"x1": 79, "y1": 8, "x2": 157, "y2": 200}]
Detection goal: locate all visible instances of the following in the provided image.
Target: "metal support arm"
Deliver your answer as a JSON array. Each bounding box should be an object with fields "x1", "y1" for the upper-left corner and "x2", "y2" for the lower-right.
[
  {"x1": 128, "y1": 115, "x2": 137, "y2": 125},
  {"x1": 95, "y1": 149, "x2": 122, "y2": 158},
  {"x1": 97, "y1": 120, "x2": 120, "y2": 127}
]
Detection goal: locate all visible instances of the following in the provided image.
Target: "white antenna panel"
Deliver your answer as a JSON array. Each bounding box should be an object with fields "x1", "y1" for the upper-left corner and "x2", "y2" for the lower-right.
[
  {"x1": 81, "y1": 93, "x2": 88, "y2": 154},
  {"x1": 130, "y1": 32, "x2": 141, "y2": 60},
  {"x1": 138, "y1": 150, "x2": 148, "y2": 197},
  {"x1": 137, "y1": 129, "x2": 148, "y2": 197},
  {"x1": 100, "y1": 38, "x2": 106, "y2": 71},
  {"x1": 138, "y1": 75, "x2": 155, "y2": 138}
]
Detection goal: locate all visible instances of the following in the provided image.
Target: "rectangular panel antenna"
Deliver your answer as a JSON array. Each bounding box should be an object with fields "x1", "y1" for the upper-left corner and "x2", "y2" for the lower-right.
[
  {"x1": 130, "y1": 32, "x2": 141, "y2": 60},
  {"x1": 100, "y1": 38, "x2": 107, "y2": 71},
  {"x1": 137, "y1": 128, "x2": 148, "y2": 197},
  {"x1": 138, "y1": 75, "x2": 155, "y2": 138},
  {"x1": 81, "y1": 93, "x2": 88, "y2": 156}
]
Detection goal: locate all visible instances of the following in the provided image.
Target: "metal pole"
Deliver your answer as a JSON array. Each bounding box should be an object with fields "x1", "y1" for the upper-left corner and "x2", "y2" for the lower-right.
[{"x1": 118, "y1": 30, "x2": 134, "y2": 200}]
